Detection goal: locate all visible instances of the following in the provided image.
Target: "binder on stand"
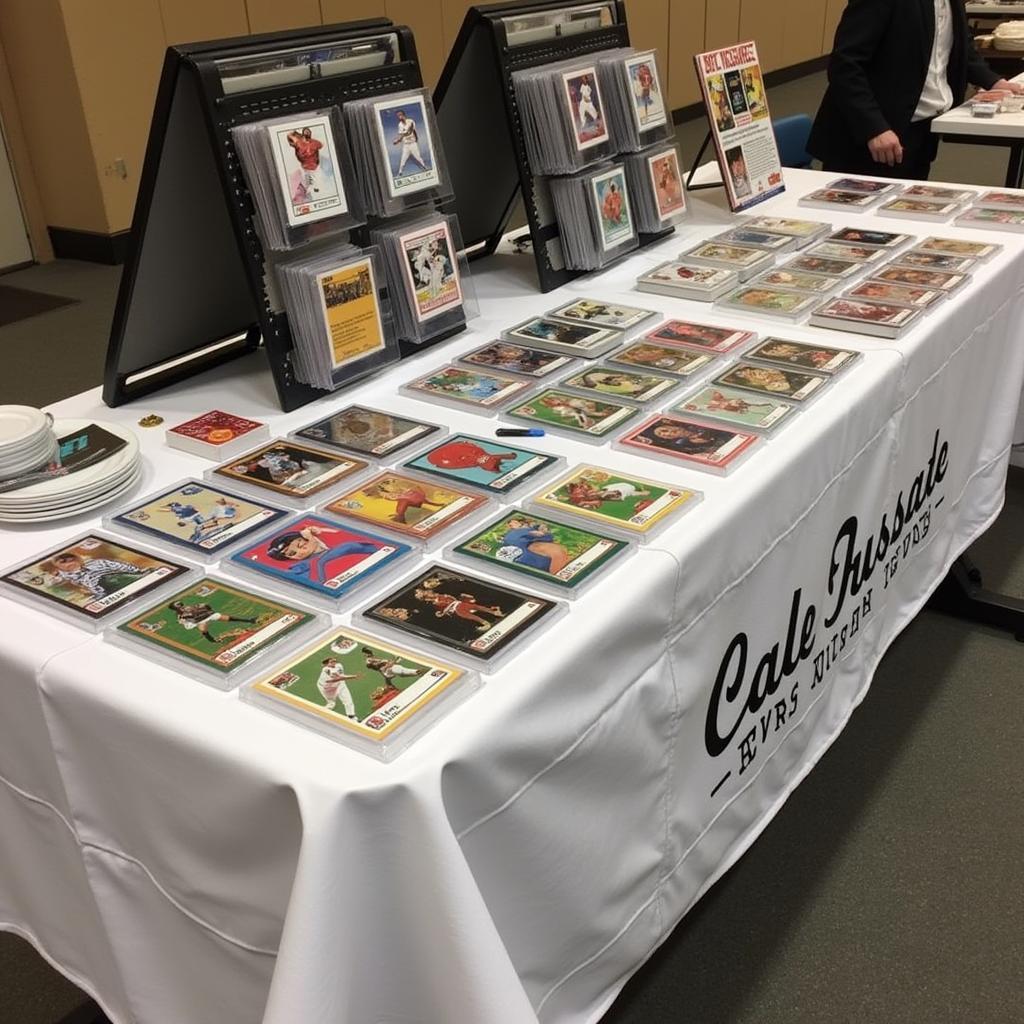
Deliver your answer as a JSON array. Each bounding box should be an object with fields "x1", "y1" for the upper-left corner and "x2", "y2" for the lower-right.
[
  {"x1": 105, "y1": 19, "x2": 462, "y2": 414},
  {"x1": 434, "y1": 0, "x2": 675, "y2": 294}
]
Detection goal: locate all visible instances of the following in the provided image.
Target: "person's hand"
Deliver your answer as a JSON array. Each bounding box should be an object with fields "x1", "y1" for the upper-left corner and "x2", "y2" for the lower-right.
[
  {"x1": 868, "y1": 130, "x2": 903, "y2": 167},
  {"x1": 993, "y1": 78, "x2": 1024, "y2": 96}
]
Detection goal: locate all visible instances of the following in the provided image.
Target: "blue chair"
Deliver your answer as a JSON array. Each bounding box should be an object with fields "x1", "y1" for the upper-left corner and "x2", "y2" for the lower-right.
[{"x1": 773, "y1": 114, "x2": 815, "y2": 169}]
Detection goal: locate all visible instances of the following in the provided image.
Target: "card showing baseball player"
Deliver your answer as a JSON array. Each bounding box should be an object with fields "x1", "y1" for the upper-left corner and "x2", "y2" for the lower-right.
[
  {"x1": 373, "y1": 94, "x2": 441, "y2": 197},
  {"x1": 268, "y1": 113, "x2": 348, "y2": 226}
]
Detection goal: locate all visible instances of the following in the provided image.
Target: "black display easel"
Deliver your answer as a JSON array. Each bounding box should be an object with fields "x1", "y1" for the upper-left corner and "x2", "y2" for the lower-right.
[
  {"x1": 684, "y1": 130, "x2": 723, "y2": 192},
  {"x1": 104, "y1": 19, "x2": 463, "y2": 414},
  {"x1": 434, "y1": 0, "x2": 674, "y2": 294}
]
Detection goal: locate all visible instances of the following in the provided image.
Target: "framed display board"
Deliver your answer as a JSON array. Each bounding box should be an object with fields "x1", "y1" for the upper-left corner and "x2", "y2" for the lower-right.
[
  {"x1": 104, "y1": 19, "x2": 461, "y2": 413},
  {"x1": 434, "y1": 0, "x2": 674, "y2": 293},
  {"x1": 692, "y1": 41, "x2": 785, "y2": 211}
]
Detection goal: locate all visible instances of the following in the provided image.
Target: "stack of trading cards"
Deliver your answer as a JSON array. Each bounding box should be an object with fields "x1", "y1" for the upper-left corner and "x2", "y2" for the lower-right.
[
  {"x1": 889, "y1": 250, "x2": 976, "y2": 274},
  {"x1": 843, "y1": 280, "x2": 944, "y2": 310},
  {"x1": 865, "y1": 264, "x2": 968, "y2": 295},
  {"x1": 502, "y1": 387, "x2": 642, "y2": 442},
  {"x1": 681, "y1": 241, "x2": 775, "y2": 281},
  {"x1": 740, "y1": 215, "x2": 831, "y2": 247},
  {"x1": 623, "y1": 143, "x2": 687, "y2": 232},
  {"x1": 712, "y1": 226, "x2": 800, "y2": 254},
  {"x1": 560, "y1": 363, "x2": 682, "y2": 406},
  {"x1": 616, "y1": 413, "x2": 761, "y2": 475},
  {"x1": 232, "y1": 106, "x2": 364, "y2": 251},
  {"x1": 745, "y1": 266, "x2": 844, "y2": 297},
  {"x1": 291, "y1": 405, "x2": 444, "y2": 463},
  {"x1": 672, "y1": 383, "x2": 797, "y2": 435},
  {"x1": 710, "y1": 360, "x2": 830, "y2": 404},
  {"x1": 400, "y1": 365, "x2": 533, "y2": 415},
  {"x1": 643, "y1": 318, "x2": 756, "y2": 355},
  {"x1": 636, "y1": 260, "x2": 739, "y2": 301},
  {"x1": 502, "y1": 315, "x2": 622, "y2": 359},
  {"x1": 822, "y1": 226, "x2": 912, "y2": 253},
  {"x1": 459, "y1": 341, "x2": 575, "y2": 380},
  {"x1": 954, "y1": 206, "x2": 1024, "y2": 232},
  {"x1": 596, "y1": 48, "x2": 671, "y2": 151},
  {"x1": 803, "y1": 241, "x2": 889, "y2": 267},
  {"x1": 544, "y1": 297, "x2": 660, "y2": 338},
  {"x1": 876, "y1": 196, "x2": 959, "y2": 221},
  {"x1": 799, "y1": 187, "x2": 885, "y2": 212},
  {"x1": 808, "y1": 297, "x2": 924, "y2": 338},
  {"x1": 899, "y1": 184, "x2": 975, "y2": 207},
  {"x1": 277, "y1": 244, "x2": 399, "y2": 391},
  {"x1": 165, "y1": 411, "x2": 268, "y2": 460},
  {"x1": 824, "y1": 177, "x2": 900, "y2": 199},
  {"x1": 913, "y1": 237, "x2": 1002, "y2": 261},
  {"x1": 781, "y1": 252, "x2": 863, "y2": 280},
  {"x1": 607, "y1": 341, "x2": 717, "y2": 379},
  {"x1": 513, "y1": 57, "x2": 616, "y2": 175},
  {"x1": 344, "y1": 88, "x2": 451, "y2": 217},
  {"x1": 744, "y1": 337, "x2": 860, "y2": 376},
  {"x1": 370, "y1": 211, "x2": 470, "y2": 344},
  {"x1": 971, "y1": 190, "x2": 1024, "y2": 213},
  {"x1": 550, "y1": 162, "x2": 639, "y2": 270},
  {"x1": 715, "y1": 284, "x2": 823, "y2": 322}
]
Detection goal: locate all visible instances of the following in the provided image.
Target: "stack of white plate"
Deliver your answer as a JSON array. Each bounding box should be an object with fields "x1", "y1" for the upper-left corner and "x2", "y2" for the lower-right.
[
  {"x1": 0, "y1": 406, "x2": 58, "y2": 481},
  {"x1": 0, "y1": 418, "x2": 142, "y2": 523}
]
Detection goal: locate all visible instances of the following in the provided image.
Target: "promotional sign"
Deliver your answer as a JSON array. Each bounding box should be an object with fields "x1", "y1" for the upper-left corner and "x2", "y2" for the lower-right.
[{"x1": 693, "y1": 42, "x2": 784, "y2": 211}]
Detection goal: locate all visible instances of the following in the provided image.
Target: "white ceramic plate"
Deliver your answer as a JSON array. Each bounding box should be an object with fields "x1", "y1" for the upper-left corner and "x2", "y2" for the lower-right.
[
  {"x1": 0, "y1": 465, "x2": 142, "y2": 522},
  {"x1": 0, "y1": 459, "x2": 139, "y2": 510},
  {"x1": 0, "y1": 406, "x2": 49, "y2": 448}
]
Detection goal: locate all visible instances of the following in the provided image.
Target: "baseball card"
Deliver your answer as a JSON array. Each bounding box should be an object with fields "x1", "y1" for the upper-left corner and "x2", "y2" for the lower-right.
[
  {"x1": 713, "y1": 362, "x2": 828, "y2": 402},
  {"x1": 624, "y1": 52, "x2": 667, "y2": 130},
  {"x1": 505, "y1": 388, "x2": 639, "y2": 437},
  {"x1": 618, "y1": 414, "x2": 759, "y2": 469},
  {"x1": 267, "y1": 114, "x2": 347, "y2": 227},
  {"x1": 609, "y1": 342, "x2": 715, "y2": 376},
  {"x1": 373, "y1": 95, "x2": 440, "y2": 197},
  {"x1": 562, "y1": 67, "x2": 609, "y2": 150},
  {"x1": 546, "y1": 298, "x2": 657, "y2": 331},
  {"x1": 293, "y1": 405, "x2": 441, "y2": 459},
  {"x1": 646, "y1": 320, "x2": 755, "y2": 354},
  {"x1": 591, "y1": 166, "x2": 635, "y2": 251},
  {"x1": 505, "y1": 317, "x2": 619, "y2": 357},
  {"x1": 315, "y1": 256, "x2": 386, "y2": 370},
  {"x1": 673, "y1": 385, "x2": 795, "y2": 431},
  {"x1": 746, "y1": 338, "x2": 857, "y2": 374},
  {"x1": 212, "y1": 441, "x2": 368, "y2": 498},
  {"x1": 404, "y1": 435, "x2": 560, "y2": 494},
  {"x1": 460, "y1": 342, "x2": 573, "y2": 379},
  {"x1": 561, "y1": 366, "x2": 679, "y2": 403},
  {"x1": 404, "y1": 366, "x2": 531, "y2": 409},
  {"x1": 397, "y1": 219, "x2": 462, "y2": 322}
]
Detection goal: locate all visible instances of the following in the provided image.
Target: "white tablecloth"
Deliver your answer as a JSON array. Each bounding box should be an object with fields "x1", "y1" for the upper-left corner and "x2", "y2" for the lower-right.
[{"x1": 2, "y1": 168, "x2": 1024, "y2": 1024}]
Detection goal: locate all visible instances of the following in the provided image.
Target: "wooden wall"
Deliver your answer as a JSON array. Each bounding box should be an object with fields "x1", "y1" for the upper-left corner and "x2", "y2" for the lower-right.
[{"x1": 0, "y1": 0, "x2": 842, "y2": 242}]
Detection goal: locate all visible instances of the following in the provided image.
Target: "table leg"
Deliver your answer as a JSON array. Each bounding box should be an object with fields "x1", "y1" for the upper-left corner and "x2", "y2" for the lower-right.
[
  {"x1": 928, "y1": 554, "x2": 1024, "y2": 642},
  {"x1": 1005, "y1": 144, "x2": 1024, "y2": 189},
  {"x1": 56, "y1": 1001, "x2": 111, "y2": 1024}
]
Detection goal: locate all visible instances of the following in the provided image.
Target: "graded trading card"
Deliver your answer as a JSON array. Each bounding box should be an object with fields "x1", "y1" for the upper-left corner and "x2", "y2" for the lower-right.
[
  {"x1": 715, "y1": 227, "x2": 794, "y2": 252},
  {"x1": 618, "y1": 414, "x2": 759, "y2": 469},
  {"x1": 460, "y1": 342, "x2": 573, "y2": 379},
  {"x1": 404, "y1": 434, "x2": 560, "y2": 495},
  {"x1": 212, "y1": 441, "x2": 368, "y2": 499},
  {"x1": 608, "y1": 342, "x2": 715, "y2": 376},
  {"x1": 167, "y1": 410, "x2": 265, "y2": 448},
  {"x1": 533, "y1": 464, "x2": 699, "y2": 535},
  {"x1": 891, "y1": 250, "x2": 975, "y2": 273},
  {"x1": 673, "y1": 385, "x2": 795, "y2": 431},
  {"x1": 645, "y1": 319, "x2": 755, "y2": 354},
  {"x1": 505, "y1": 317, "x2": 619, "y2": 355},
  {"x1": 869, "y1": 266, "x2": 967, "y2": 292},
  {"x1": 825, "y1": 178, "x2": 897, "y2": 195},
  {"x1": 624, "y1": 52, "x2": 667, "y2": 130},
  {"x1": 877, "y1": 197, "x2": 959, "y2": 217},
  {"x1": 229, "y1": 515, "x2": 410, "y2": 599},
  {"x1": 955, "y1": 207, "x2": 1024, "y2": 229},
  {"x1": 713, "y1": 362, "x2": 828, "y2": 402},
  {"x1": 452, "y1": 509, "x2": 629, "y2": 589},
  {"x1": 750, "y1": 268, "x2": 841, "y2": 295},
  {"x1": 112, "y1": 481, "x2": 287, "y2": 555},
  {"x1": 747, "y1": 338, "x2": 857, "y2": 374},
  {"x1": 373, "y1": 94, "x2": 440, "y2": 197},
  {"x1": 315, "y1": 256, "x2": 386, "y2": 370},
  {"x1": 901, "y1": 184, "x2": 974, "y2": 204},
  {"x1": 562, "y1": 66, "x2": 609, "y2": 150},
  {"x1": 717, "y1": 286, "x2": 821, "y2": 318},
  {"x1": 785, "y1": 254, "x2": 862, "y2": 278},
  {"x1": 810, "y1": 297, "x2": 921, "y2": 330},
  {"x1": 805, "y1": 242, "x2": 887, "y2": 263},
  {"x1": 547, "y1": 298, "x2": 657, "y2": 331},
  {"x1": 825, "y1": 226, "x2": 909, "y2": 248},
  {"x1": 249, "y1": 627, "x2": 465, "y2": 740},
  {"x1": 363, "y1": 565, "x2": 557, "y2": 663},
  {"x1": 636, "y1": 262, "x2": 736, "y2": 294},
  {"x1": 800, "y1": 187, "x2": 878, "y2": 208},
  {"x1": 1, "y1": 535, "x2": 192, "y2": 623},
  {"x1": 561, "y1": 365, "x2": 679, "y2": 403},
  {"x1": 397, "y1": 218, "x2": 462, "y2": 322},
  {"x1": 294, "y1": 405, "x2": 441, "y2": 459},
  {"x1": 647, "y1": 147, "x2": 686, "y2": 220},
  {"x1": 323, "y1": 472, "x2": 489, "y2": 541},
  {"x1": 845, "y1": 280, "x2": 943, "y2": 309},
  {"x1": 591, "y1": 166, "x2": 634, "y2": 250},
  {"x1": 915, "y1": 237, "x2": 1001, "y2": 260},
  {"x1": 685, "y1": 242, "x2": 768, "y2": 268},
  {"x1": 117, "y1": 579, "x2": 315, "y2": 675},
  {"x1": 403, "y1": 366, "x2": 531, "y2": 409},
  {"x1": 743, "y1": 216, "x2": 828, "y2": 239},
  {"x1": 267, "y1": 114, "x2": 347, "y2": 227},
  {"x1": 974, "y1": 190, "x2": 1024, "y2": 211},
  {"x1": 505, "y1": 389, "x2": 640, "y2": 437}
]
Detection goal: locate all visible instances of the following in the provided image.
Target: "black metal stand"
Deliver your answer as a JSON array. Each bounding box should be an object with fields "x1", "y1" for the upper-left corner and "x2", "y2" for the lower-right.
[
  {"x1": 684, "y1": 130, "x2": 724, "y2": 192},
  {"x1": 56, "y1": 1000, "x2": 110, "y2": 1024},
  {"x1": 928, "y1": 553, "x2": 1024, "y2": 642}
]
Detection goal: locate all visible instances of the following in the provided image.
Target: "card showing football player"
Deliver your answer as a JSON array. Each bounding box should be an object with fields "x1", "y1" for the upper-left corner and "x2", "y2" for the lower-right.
[
  {"x1": 562, "y1": 67, "x2": 609, "y2": 150},
  {"x1": 452, "y1": 509, "x2": 629, "y2": 590},
  {"x1": 747, "y1": 338, "x2": 858, "y2": 375},
  {"x1": 645, "y1": 319, "x2": 755, "y2": 354},
  {"x1": 403, "y1": 366, "x2": 532, "y2": 409},
  {"x1": 505, "y1": 389, "x2": 640, "y2": 438},
  {"x1": 212, "y1": 441, "x2": 368, "y2": 499},
  {"x1": 363, "y1": 565, "x2": 558, "y2": 664},
  {"x1": 397, "y1": 218, "x2": 463, "y2": 322},
  {"x1": 373, "y1": 95, "x2": 440, "y2": 197},
  {"x1": 117, "y1": 579, "x2": 315, "y2": 676},
  {"x1": 505, "y1": 316, "x2": 620, "y2": 357},
  {"x1": 1, "y1": 535, "x2": 192, "y2": 624},
  {"x1": 673, "y1": 385, "x2": 795, "y2": 432},
  {"x1": 112, "y1": 481, "x2": 287, "y2": 555},
  {"x1": 293, "y1": 405, "x2": 442, "y2": 459},
  {"x1": 713, "y1": 362, "x2": 828, "y2": 402},
  {"x1": 229, "y1": 516, "x2": 410, "y2": 599},
  {"x1": 323, "y1": 472, "x2": 489, "y2": 542},
  {"x1": 249, "y1": 627, "x2": 465, "y2": 740},
  {"x1": 546, "y1": 298, "x2": 657, "y2": 331},
  {"x1": 618, "y1": 414, "x2": 759, "y2": 469},
  {"x1": 268, "y1": 114, "x2": 347, "y2": 227},
  {"x1": 561, "y1": 366, "x2": 679, "y2": 404},
  {"x1": 609, "y1": 342, "x2": 715, "y2": 376},
  {"x1": 533, "y1": 465, "x2": 700, "y2": 536},
  {"x1": 459, "y1": 342, "x2": 573, "y2": 379},
  {"x1": 404, "y1": 435, "x2": 560, "y2": 495}
]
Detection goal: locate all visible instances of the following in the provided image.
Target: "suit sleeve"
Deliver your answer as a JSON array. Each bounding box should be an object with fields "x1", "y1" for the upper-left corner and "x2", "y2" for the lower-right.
[
  {"x1": 826, "y1": 0, "x2": 895, "y2": 143},
  {"x1": 966, "y1": 38, "x2": 1001, "y2": 90}
]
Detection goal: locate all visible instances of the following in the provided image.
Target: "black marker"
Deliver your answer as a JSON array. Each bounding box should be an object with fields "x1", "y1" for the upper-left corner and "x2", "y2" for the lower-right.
[{"x1": 496, "y1": 428, "x2": 546, "y2": 438}]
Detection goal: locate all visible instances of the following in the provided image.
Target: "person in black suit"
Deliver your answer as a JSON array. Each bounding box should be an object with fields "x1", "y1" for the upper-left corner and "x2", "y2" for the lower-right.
[{"x1": 809, "y1": 0, "x2": 1024, "y2": 179}]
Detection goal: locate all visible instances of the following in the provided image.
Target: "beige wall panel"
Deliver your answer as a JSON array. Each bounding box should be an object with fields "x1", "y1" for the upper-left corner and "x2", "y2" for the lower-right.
[
  {"x1": 668, "y1": 0, "x2": 705, "y2": 110},
  {"x1": 320, "y1": 0, "x2": 388, "y2": 25},
  {"x1": 705, "y1": 0, "x2": 740, "y2": 51},
  {"x1": 739, "y1": 2, "x2": 784, "y2": 72},
  {"x1": 442, "y1": 0, "x2": 475, "y2": 53},
  {"x1": 823, "y1": 0, "x2": 846, "y2": 54},
  {"x1": 625, "y1": 0, "x2": 668, "y2": 56},
  {"x1": 783, "y1": 0, "x2": 827, "y2": 67},
  {"x1": 386, "y1": 0, "x2": 444, "y2": 86},
  {"x1": 246, "y1": 0, "x2": 321, "y2": 33},
  {"x1": 159, "y1": 0, "x2": 249, "y2": 46},
  {"x1": 0, "y1": 0, "x2": 107, "y2": 233}
]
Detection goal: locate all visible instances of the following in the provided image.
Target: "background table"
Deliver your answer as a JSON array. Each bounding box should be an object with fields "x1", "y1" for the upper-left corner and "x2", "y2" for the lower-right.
[{"x1": 2, "y1": 168, "x2": 1024, "y2": 1024}]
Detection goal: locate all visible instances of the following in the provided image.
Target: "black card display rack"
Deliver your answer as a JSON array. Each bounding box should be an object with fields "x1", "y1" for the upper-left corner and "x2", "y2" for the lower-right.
[
  {"x1": 434, "y1": 0, "x2": 674, "y2": 294},
  {"x1": 104, "y1": 19, "x2": 464, "y2": 414}
]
